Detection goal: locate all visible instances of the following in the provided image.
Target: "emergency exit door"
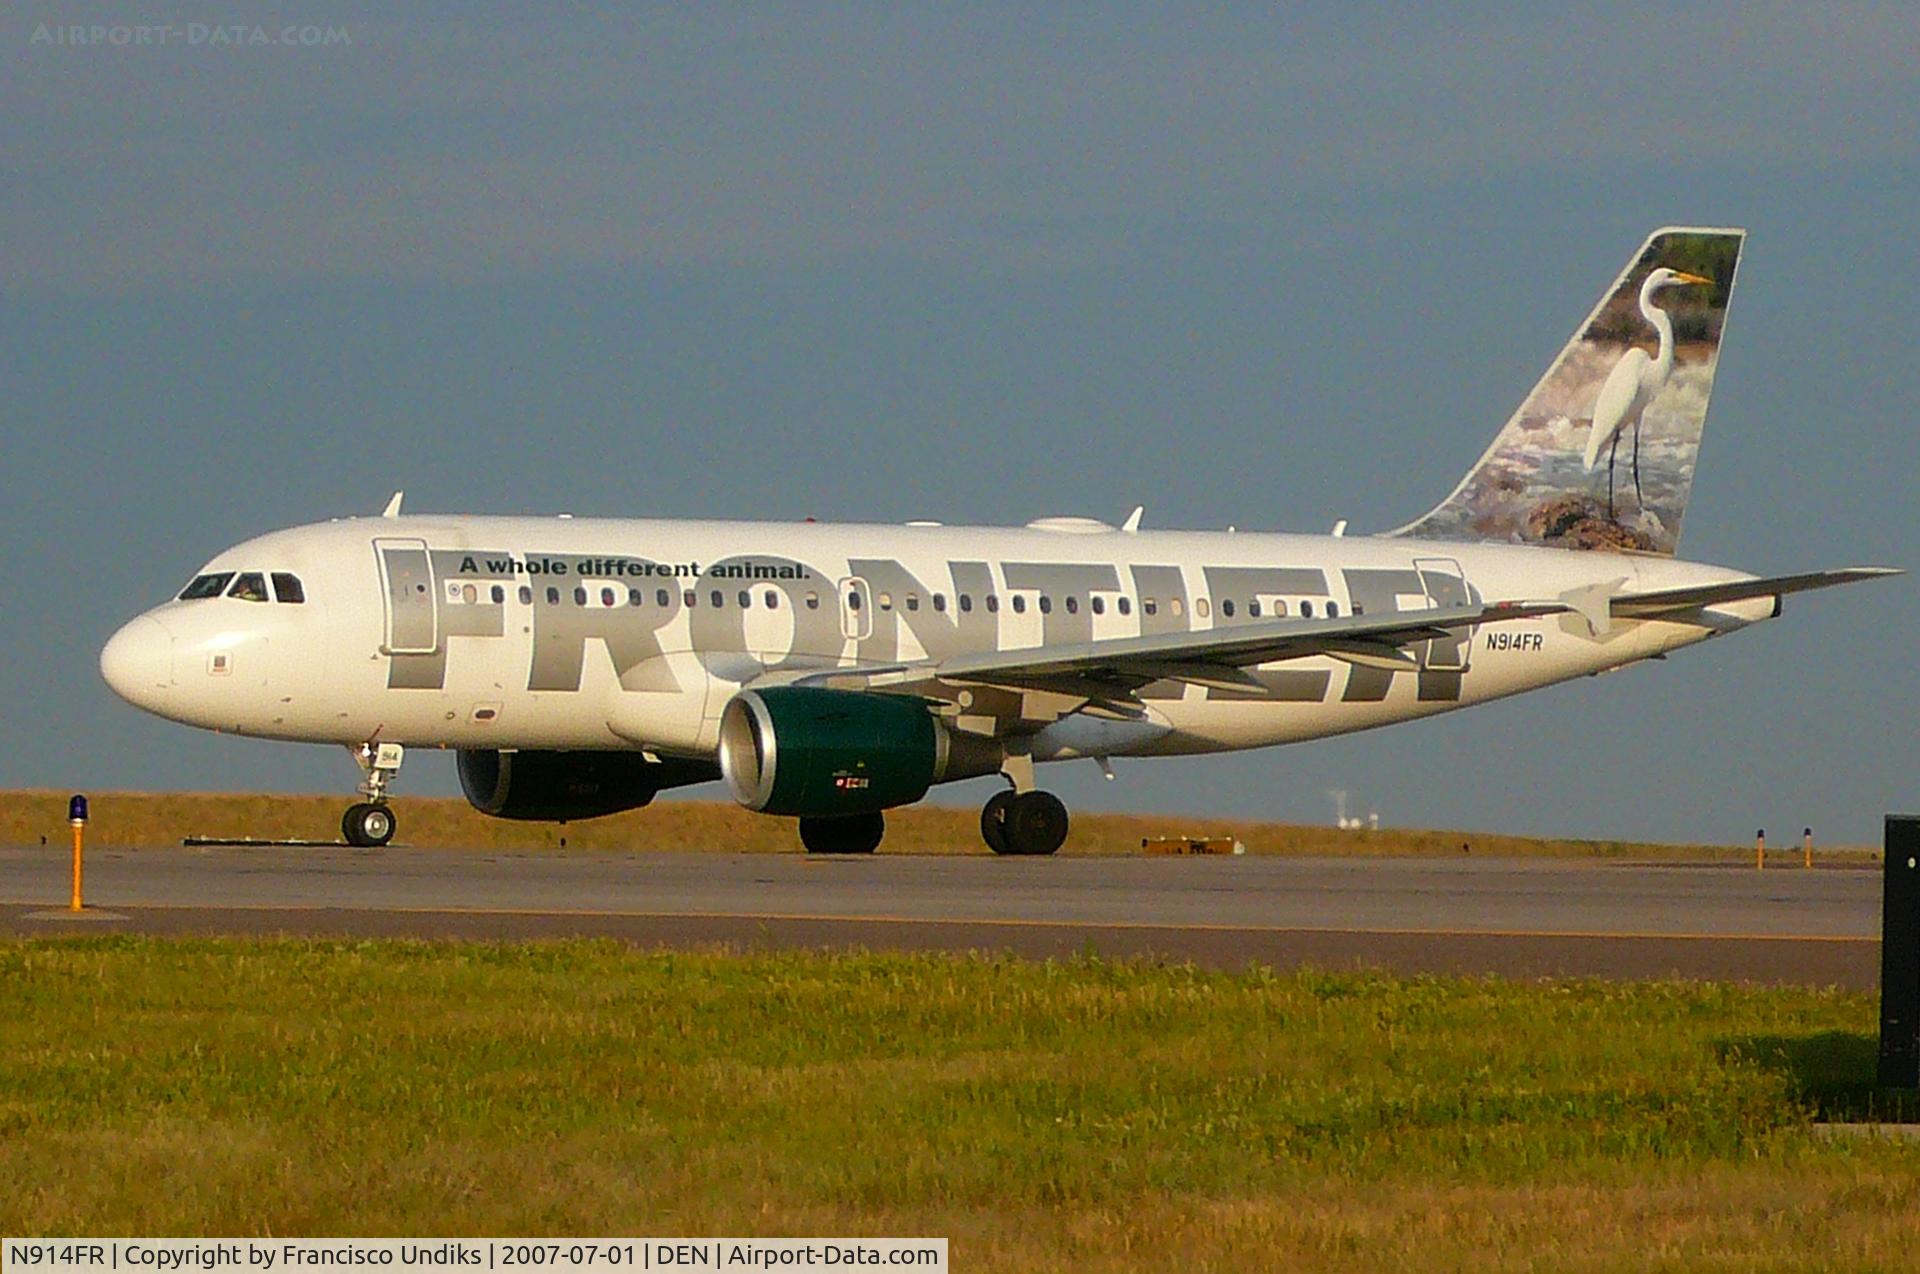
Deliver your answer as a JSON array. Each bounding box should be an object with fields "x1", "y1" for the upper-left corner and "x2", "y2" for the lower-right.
[{"x1": 1414, "y1": 557, "x2": 1472, "y2": 672}]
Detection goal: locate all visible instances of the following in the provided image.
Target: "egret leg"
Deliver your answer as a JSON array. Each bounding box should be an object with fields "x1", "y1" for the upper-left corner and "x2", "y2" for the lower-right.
[
  {"x1": 1631, "y1": 421, "x2": 1644, "y2": 512},
  {"x1": 1606, "y1": 432, "x2": 1619, "y2": 521}
]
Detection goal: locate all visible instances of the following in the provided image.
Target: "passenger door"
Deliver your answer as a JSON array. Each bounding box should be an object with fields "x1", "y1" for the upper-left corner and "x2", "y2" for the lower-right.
[{"x1": 375, "y1": 538, "x2": 438, "y2": 654}]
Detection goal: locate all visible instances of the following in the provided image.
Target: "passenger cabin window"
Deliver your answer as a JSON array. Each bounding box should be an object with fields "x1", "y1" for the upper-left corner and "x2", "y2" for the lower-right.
[
  {"x1": 958, "y1": 594, "x2": 972, "y2": 613},
  {"x1": 519, "y1": 585, "x2": 533, "y2": 605},
  {"x1": 1326, "y1": 601, "x2": 1339, "y2": 617},
  {"x1": 179, "y1": 572, "x2": 234, "y2": 601},
  {"x1": 1221, "y1": 599, "x2": 1235, "y2": 618},
  {"x1": 805, "y1": 592, "x2": 820, "y2": 610},
  {"x1": 985, "y1": 594, "x2": 999, "y2": 613},
  {"x1": 658, "y1": 588, "x2": 672, "y2": 607},
  {"x1": 738, "y1": 590, "x2": 751, "y2": 608},
  {"x1": 1011, "y1": 595, "x2": 1026, "y2": 614},
  {"x1": 1248, "y1": 600, "x2": 1260, "y2": 618},
  {"x1": 932, "y1": 593, "x2": 947, "y2": 613},
  {"x1": 765, "y1": 591, "x2": 779, "y2": 610},
  {"x1": 227, "y1": 572, "x2": 269, "y2": 603},
  {"x1": 711, "y1": 590, "x2": 724, "y2": 608},
  {"x1": 1090, "y1": 596, "x2": 1104, "y2": 616},
  {"x1": 1118, "y1": 597, "x2": 1132, "y2": 616},
  {"x1": 1038, "y1": 595, "x2": 1051, "y2": 614},
  {"x1": 1195, "y1": 598, "x2": 1210, "y2": 619},
  {"x1": 905, "y1": 594, "x2": 919, "y2": 612},
  {"x1": 547, "y1": 587, "x2": 561, "y2": 605},
  {"x1": 1142, "y1": 598, "x2": 1157, "y2": 616},
  {"x1": 846, "y1": 590, "x2": 862, "y2": 612},
  {"x1": 1301, "y1": 601, "x2": 1315, "y2": 618},
  {"x1": 492, "y1": 585, "x2": 506, "y2": 604},
  {"x1": 1064, "y1": 596, "x2": 1078, "y2": 615}
]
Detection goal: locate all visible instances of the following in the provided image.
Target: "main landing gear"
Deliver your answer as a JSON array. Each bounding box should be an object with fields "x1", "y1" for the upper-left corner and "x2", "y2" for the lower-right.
[
  {"x1": 342, "y1": 741, "x2": 404, "y2": 848},
  {"x1": 980, "y1": 746, "x2": 1069, "y2": 856},
  {"x1": 799, "y1": 811, "x2": 885, "y2": 855},
  {"x1": 980, "y1": 789, "x2": 1070, "y2": 855}
]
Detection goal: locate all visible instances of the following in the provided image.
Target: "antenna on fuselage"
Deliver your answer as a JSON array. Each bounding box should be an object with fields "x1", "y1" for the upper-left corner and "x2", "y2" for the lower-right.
[
  {"x1": 1121, "y1": 506, "x2": 1144, "y2": 533},
  {"x1": 381, "y1": 491, "x2": 404, "y2": 518}
]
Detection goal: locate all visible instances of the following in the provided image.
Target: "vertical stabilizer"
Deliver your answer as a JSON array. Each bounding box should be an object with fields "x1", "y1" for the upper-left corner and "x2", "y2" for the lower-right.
[{"x1": 1392, "y1": 226, "x2": 1745, "y2": 554}]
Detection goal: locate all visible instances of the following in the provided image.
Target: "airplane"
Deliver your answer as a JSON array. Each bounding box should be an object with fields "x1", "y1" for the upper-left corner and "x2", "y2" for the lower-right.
[{"x1": 100, "y1": 226, "x2": 1897, "y2": 854}]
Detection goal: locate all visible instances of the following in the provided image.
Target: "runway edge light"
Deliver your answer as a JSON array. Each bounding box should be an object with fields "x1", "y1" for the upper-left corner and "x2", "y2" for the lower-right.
[
  {"x1": 1877, "y1": 815, "x2": 1920, "y2": 1091},
  {"x1": 68, "y1": 792, "x2": 88, "y2": 913}
]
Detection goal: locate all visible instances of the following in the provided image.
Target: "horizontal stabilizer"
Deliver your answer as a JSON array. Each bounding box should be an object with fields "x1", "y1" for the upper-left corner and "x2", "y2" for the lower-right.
[{"x1": 1612, "y1": 568, "x2": 1901, "y2": 619}]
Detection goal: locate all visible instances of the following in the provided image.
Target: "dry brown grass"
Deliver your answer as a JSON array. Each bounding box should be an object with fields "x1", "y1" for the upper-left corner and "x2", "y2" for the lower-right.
[{"x1": 0, "y1": 787, "x2": 1860, "y2": 860}]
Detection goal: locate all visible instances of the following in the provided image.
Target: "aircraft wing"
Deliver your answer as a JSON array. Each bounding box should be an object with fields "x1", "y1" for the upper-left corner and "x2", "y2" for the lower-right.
[
  {"x1": 928, "y1": 599, "x2": 1568, "y2": 692},
  {"x1": 1611, "y1": 567, "x2": 1901, "y2": 620}
]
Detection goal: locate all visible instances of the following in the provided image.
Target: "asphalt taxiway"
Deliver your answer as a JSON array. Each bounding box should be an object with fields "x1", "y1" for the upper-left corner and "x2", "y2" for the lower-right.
[{"x1": 0, "y1": 846, "x2": 1881, "y2": 987}]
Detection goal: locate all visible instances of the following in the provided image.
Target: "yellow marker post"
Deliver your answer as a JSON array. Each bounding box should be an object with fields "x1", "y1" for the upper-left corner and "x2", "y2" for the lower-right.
[
  {"x1": 1755, "y1": 828, "x2": 1765, "y2": 871},
  {"x1": 1804, "y1": 826, "x2": 1814, "y2": 870},
  {"x1": 67, "y1": 794, "x2": 90, "y2": 911}
]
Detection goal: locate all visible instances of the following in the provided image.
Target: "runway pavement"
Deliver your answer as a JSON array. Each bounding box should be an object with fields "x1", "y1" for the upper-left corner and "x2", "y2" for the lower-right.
[{"x1": 0, "y1": 845, "x2": 1883, "y2": 987}]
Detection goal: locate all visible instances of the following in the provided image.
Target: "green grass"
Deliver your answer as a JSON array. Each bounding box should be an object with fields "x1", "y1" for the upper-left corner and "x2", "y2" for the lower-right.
[{"x1": 2, "y1": 938, "x2": 1917, "y2": 1270}]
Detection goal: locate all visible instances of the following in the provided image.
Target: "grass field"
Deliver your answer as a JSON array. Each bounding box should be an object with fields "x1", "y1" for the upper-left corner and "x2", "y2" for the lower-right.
[
  {"x1": 2, "y1": 938, "x2": 1916, "y2": 1269},
  {"x1": 0, "y1": 788, "x2": 1845, "y2": 860}
]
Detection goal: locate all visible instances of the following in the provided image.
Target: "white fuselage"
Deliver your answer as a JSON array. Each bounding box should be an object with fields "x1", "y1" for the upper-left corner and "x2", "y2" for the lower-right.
[{"x1": 101, "y1": 513, "x2": 1767, "y2": 772}]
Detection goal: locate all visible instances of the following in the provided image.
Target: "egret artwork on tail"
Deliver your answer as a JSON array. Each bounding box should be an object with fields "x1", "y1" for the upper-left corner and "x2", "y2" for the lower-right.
[
  {"x1": 1583, "y1": 267, "x2": 1714, "y2": 520},
  {"x1": 1398, "y1": 227, "x2": 1743, "y2": 555}
]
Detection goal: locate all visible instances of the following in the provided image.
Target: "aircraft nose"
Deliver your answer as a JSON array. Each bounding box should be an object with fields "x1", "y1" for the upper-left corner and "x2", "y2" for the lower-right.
[{"x1": 100, "y1": 615, "x2": 176, "y2": 709}]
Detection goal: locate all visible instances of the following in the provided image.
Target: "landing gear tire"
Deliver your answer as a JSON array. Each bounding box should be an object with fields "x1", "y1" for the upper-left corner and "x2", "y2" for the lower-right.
[
  {"x1": 800, "y1": 811, "x2": 885, "y2": 855},
  {"x1": 1000, "y1": 791, "x2": 1069, "y2": 856},
  {"x1": 342, "y1": 801, "x2": 395, "y2": 848},
  {"x1": 981, "y1": 790, "x2": 1017, "y2": 855}
]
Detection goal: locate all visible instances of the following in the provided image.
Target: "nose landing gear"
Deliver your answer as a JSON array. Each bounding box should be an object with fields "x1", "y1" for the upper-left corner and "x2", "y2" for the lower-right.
[
  {"x1": 343, "y1": 741, "x2": 404, "y2": 848},
  {"x1": 342, "y1": 801, "x2": 395, "y2": 848}
]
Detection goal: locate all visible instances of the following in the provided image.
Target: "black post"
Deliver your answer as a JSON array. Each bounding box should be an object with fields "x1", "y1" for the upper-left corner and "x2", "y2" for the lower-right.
[{"x1": 1879, "y1": 816, "x2": 1920, "y2": 1089}]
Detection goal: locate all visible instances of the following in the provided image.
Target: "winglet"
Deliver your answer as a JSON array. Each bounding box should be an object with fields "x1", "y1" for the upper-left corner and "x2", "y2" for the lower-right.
[
  {"x1": 381, "y1": 491, "x2": 404, "y2": 519},
  {"x1": 1121, "y1": 506, "x2": 1144, "y2": 533}
]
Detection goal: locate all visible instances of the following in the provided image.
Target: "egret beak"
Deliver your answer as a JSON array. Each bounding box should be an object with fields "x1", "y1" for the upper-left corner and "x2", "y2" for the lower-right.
[{"x1": 1673, "y1": 270, "x2": 1715, "y2": 286}]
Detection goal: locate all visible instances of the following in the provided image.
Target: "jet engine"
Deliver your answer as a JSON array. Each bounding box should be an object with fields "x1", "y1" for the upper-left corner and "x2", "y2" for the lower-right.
[
  {"x1": 457, "y1": 748, "x2": 716, "y2": 821},
  {"x1": 718, "y1": 686, "x2": 946, "y2": 817}
]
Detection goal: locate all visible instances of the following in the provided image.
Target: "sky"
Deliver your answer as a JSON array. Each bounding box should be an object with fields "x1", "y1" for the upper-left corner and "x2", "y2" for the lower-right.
[{"x1": 3, "y1": 5, "x2": 1915, "y2": 845}]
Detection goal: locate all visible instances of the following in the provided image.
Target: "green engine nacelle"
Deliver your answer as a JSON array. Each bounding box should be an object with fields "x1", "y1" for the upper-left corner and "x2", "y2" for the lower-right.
[{"x1": 718, "y1": 686, "x2": 946, "y2": 816}]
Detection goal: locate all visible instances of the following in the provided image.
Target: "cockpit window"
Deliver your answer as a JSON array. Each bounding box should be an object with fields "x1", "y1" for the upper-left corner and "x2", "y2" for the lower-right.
[
  {"x1": 179, "y1": 572, "x2": 234, "y2": 600},
  {"x1": 227, "y1": 572, "x2": 270, "y2": 602},
  {"x1": 271, "y1": 573, "x2": 306, "y2": 604}
]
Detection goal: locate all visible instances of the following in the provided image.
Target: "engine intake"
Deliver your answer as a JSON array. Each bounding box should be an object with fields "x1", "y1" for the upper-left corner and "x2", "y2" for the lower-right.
[
  {"x1": 457, "y1": 749, "x2": 716, "y2": 821},
  {"x1": 719, "y1": 687, "x2": 946, "y2": 816}
]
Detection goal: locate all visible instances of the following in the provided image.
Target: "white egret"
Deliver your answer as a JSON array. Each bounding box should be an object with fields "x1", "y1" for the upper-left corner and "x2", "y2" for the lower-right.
[{"x1": 1582, "y1": 266, "x2": 1715, "y2": 520}]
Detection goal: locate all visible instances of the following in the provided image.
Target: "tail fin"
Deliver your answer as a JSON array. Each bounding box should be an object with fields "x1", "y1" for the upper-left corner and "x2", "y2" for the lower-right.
[{"x1": 1392, "y1": 226, "x2": 1745, "y2": 554}]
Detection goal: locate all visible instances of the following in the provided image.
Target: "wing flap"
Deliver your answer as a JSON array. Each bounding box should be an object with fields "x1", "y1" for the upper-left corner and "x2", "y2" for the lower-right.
[{"x1": 933, "y1": 599, "x2": 1567, "y2": 688}]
